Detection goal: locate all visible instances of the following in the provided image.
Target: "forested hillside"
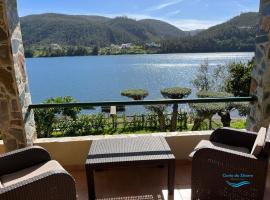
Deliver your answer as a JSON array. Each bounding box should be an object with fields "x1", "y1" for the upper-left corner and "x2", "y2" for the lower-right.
[
  {"x1": 160, "y1": 12, "x2": 259, "y2": 53},
  {"x1": 20, "y1": 13, "x2": 185, "y2": 47},
  {"x1": 20, "y1": 12, "x2": 259, "y2": 57}
]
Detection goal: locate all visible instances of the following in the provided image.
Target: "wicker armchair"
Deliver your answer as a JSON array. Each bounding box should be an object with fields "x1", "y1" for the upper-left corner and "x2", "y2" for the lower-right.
[
  {"x1": 190, "y1": 127, "x2": 270, "y2": 200},
  {"x1": 0, "y1": 146, "x2": 77, "y2": 200}
]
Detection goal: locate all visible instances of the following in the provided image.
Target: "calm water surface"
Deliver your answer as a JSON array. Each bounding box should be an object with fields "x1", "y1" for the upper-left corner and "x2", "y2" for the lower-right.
[{"x1": 26, "y1": 52, "x2": 254, "y2": 113}]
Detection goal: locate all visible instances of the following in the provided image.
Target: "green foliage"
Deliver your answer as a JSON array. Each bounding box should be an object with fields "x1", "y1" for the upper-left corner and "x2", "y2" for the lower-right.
[
  {"x1": 160, "y1": 12, "x2": 258, "y2": 53},
  {"x1": 192, "y1": 60, "x2": 214, "y2": 91},
  {"x1": 190, "y1": 91, "x2": 234, "y2": 130},
  {"x1": 232, "y1": 102, "x2": 250, "y2": 116},
  {"x1": 92, "y1": 46, "x2": 99, "y2": 55},
  {"x1": 34, "y1": 108, "x2": 57, "y2": 138},
  {"x1": 24, "y1": 45, "x2": 98, "y2": 58},
  {"x1": 34, "y1": 96, "x2": 81, "y2": 137},
  {"x1": 230, "y1": 119, "x2": 246, "y2": 129},
  {"x1": 224, "y1": 58, "x2": 254, "y2": 96},
  {"x1": 197, "y1": 91, "x2": 233, "y2": 98},
  {"x1": 161, "y1": 87, "x2": 191, "y2": 131},
  {"x1": 45, "y1": 96, "x2": 81, "y2": 119},
  {"x1": 21, "y1": 12, "x2": 258, "y2": 56},
  {"x1": 190, "y1": 103, "x2": 225, "y2": 115},
  {"x1": 190, "y1": 102, "x2": 226, "y2": 130},
  {"x1": 100, "y1": 44, "x2": 150, "y2": 55},
  {"x1": 55, "y1": 114, "x2": 106, "y2": 136},
  {"x1": 191, "y1": 56, "x2": 254, "y2": 129},
  {"x1": 161, "y1": 87, "x2": 191, "y2": 99},
  {"x1": 21, "y1": 14, "x2": 185, "y2": 49},
  {"x1": 145, "y1": 105, "x2": 167, "y2": 131},
  {"x1": 121, "y1": 89, "x2": 149, "y2": 100}
]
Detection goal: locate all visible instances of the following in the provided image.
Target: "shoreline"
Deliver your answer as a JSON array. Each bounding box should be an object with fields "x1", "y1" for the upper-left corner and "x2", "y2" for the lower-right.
[{"x1": 25, "y1": 51, "x2": 255, "y2": 59}]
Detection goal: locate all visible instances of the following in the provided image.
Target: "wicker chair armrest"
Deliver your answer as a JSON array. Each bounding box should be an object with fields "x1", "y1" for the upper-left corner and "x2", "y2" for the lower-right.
[
  {"x1": 0, "y1": 146, "x2": 51, "y2": 176},
  {"x1": 193, "y1": 146, "x2": 258, "y2": 163},
  {"x1": 210, "y1": 128, "x2": 257, "y2": 150},
  {"x1": 0, "y1": 170, "x2": 77, "y2": 200}
]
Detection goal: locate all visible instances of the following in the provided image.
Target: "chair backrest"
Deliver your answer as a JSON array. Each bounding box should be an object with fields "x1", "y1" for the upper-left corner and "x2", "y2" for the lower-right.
[
  {"x1": 251, "y1": 127, "x2": 267, "y2": 157},
  {"x1": 261, "y1": 126, "x2": 270, "y2": 158}
]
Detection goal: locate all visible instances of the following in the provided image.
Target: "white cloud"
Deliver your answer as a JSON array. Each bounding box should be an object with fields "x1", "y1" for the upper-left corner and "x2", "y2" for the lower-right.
[
  {"x1": 65, "y1": 12, "x2": 224, "y2": 31},
  {"x1": 170, "y1": 19, "x2": 223, "y2": 31},
  {"x1": 166, "y1": 9, "x2": 181, "y2": 16},
  {"x1": 147, "y1": 0, "x2": 185, "y2": 12}
]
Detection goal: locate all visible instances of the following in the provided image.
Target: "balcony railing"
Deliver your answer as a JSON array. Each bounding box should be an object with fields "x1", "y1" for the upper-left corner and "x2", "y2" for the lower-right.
[
  {"x1": 27, "y1": 96, "x2": 256, "y2": 138},
  {"x1": 28, "y1": 96, "x2": 255, "y2": 110}
]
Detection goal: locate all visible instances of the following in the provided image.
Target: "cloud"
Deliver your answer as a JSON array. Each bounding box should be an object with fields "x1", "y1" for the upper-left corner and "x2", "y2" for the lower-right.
[
  {"x1": 147, "y1": 0, "x2": 185, "y2": 12},
  {"x1": 166, "y1": 9, "x2": 181, "y2": 16},
  {"x1": 60, "y1": 12, "x2": 224, "y2": 31},
  {"x1": 170, "y1": 19, "x2": 223, "y2": 31},
  {"x1": 105, "y1": 13, "x2": 223, "y2": 31}
]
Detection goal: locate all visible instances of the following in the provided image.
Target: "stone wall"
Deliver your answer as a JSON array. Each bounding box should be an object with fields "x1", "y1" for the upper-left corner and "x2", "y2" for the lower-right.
[
  {"x1": 247, "y1": 0, "x2": 270, "y2": 131},
  {"x1": 0, "y1": 0, "x2": 35, "y2": 151}
]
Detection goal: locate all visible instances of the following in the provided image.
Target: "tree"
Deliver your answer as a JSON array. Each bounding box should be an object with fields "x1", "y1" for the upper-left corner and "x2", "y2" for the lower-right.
[
  {"x1": 92, "y1": 46, "x2": 99, "y2": 56},
  {"x1": 145, "y1": 105, "x2": 167, "y2": 131},
  {"x1": 196, "y1": 91, "x2": 234, "y2": 128},
  {"x1": 190, "y1": 103, "x2": 225, "y2": 130},
  {"x1": 121, "y1": 89, "x2": 167, "y2": 131},
  {"x1": 121, "y1": 89, "x2": 149, "y2": 100},
  {"x1": 161, "y1": 87, "x2": 191, "y2": 131},
  {"x1": 34, "y1": 96, "x2": 81, "y2": 137},
  {"x1": 224, "y1": 58, "x2": 254, "y2": 96},
  {"x1": 192, "y1": 60, "x2": 214, "y2": 91},
  {"x1": 191, "y1": 58, "x2": 254, "y2": 129}
]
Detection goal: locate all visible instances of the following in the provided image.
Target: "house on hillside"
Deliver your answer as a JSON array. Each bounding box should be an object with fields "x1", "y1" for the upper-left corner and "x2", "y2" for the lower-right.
[
  {"x1": 121, "y1": 43, "x2": 132, "y2": 49},
  {"x1": 146, "y1": 42, "x2": 161, "y2": 48},
  {"x1": 50, "y1": 43, "x2": 62, "y2": 50}
]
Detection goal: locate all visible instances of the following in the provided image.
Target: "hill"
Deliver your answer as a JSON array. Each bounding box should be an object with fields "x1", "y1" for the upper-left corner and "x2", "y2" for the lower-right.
[
  {"x1": 161, "y1": 12, "x2": 259, "y2": 53},
  {"x1": 20, "y1": 13, "x2": 185, "y2": 47},
  {"x1": 20, "y1": 12, "x2": 260, "y2": 57}
]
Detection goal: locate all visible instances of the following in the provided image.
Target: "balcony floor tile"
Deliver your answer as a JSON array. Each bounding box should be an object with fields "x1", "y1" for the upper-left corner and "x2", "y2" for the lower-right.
[{"x1": 69, "y1": 161, "x2": 270, "y2": 200}]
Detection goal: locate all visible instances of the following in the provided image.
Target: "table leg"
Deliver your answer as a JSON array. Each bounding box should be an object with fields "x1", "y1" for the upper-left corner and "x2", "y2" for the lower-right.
[
  {"x1": 168, "y1": 159, "x2": 175, "y2": 195},
  {"x1": 86, "y1": 168, "x2": 96, "y2": 200}
]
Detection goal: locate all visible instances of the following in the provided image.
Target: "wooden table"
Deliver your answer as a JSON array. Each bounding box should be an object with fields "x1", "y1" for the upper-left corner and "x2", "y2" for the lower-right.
[{"x1": 85, "y1": 136, "x2": 175, "y2": 200}]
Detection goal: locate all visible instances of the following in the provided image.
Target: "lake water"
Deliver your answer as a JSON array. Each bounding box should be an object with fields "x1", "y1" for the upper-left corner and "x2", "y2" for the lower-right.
[{"x1": 26, "y1": 52, "x2": 254, "y2": 113}]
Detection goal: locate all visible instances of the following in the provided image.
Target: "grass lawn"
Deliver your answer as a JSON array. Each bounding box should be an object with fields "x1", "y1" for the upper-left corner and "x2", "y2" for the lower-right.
[{"x1": 51, "y1": 118, "x2": 246, "y2": 137}]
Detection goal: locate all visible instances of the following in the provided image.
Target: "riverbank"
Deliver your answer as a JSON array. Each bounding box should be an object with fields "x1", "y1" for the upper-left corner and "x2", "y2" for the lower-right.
[
  {"x1": 24, "y1": 44, "x2": 160, "y2": 58},
  {"x1": 24, "y1": 44, "x2": 254, "y2": 58}
]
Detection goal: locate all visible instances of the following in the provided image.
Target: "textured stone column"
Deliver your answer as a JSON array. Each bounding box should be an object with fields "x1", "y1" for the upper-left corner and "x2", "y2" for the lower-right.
[
  {"x1": 0, "y1": 0, "x2": 36, "y2": 151},
  {"x1": 247, "y1": 0, "x2": 270, "y2": 131}
]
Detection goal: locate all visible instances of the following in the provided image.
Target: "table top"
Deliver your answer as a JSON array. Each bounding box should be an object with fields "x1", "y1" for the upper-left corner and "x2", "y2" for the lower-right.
[{"x1": 86, "y1": 136, "x2": 175, "y2": 166}]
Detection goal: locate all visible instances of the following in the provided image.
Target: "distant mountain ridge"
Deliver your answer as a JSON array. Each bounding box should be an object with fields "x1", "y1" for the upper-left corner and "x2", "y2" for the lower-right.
[
  {"x1": 20, "y1": 13, "x2": 186, "y2": 47},
  {"x1": 160, "y1": 12, "x2": 259, "y2": 53},
  {"x1": 20, "y1": 12, "x2": 259, "y2": 53}
]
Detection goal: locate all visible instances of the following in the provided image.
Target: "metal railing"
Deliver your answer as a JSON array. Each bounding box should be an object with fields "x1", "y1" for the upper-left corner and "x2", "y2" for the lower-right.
[
  {"x1": 27, "y1": 96, "x2": 256, "y2": 137},
  {"x1": 28, "y1": 96, "x2": 256, "y2": 110}
]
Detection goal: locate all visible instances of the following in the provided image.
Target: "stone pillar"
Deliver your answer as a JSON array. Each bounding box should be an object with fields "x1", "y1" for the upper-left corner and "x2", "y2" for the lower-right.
[
  {"x1": 247, "y1": 0, "x2": 270, "y2": 131},
  {"x1": 0, "y1": 0, "x2": 36, "y2": 151}
]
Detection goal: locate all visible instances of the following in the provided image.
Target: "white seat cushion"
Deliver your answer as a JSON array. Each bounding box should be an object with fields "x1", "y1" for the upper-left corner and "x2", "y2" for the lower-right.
[
  {"x1": 0, "y1": 160, "x2": 64, "y2": 188},
  {"x1": 189, "y1": 140, "x2": 250, "y2": 159},
  {"x1": 251, "y1": 127, "x2": 267, "y2": 157}
]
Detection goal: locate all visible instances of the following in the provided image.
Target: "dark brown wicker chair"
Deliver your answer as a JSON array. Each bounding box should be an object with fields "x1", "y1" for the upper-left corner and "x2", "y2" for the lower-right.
[
  {"x1": 0, "y1": 146, "x2": 77, "y2": 200},
  {"x1": 189, "y1": 127, "x2": 270, "y2": 200}
]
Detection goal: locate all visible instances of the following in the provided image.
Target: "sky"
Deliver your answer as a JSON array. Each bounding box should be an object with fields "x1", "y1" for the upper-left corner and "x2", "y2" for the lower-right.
[{"x1": 18, "y1": 0, "x2": 260, "y2": 31}]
